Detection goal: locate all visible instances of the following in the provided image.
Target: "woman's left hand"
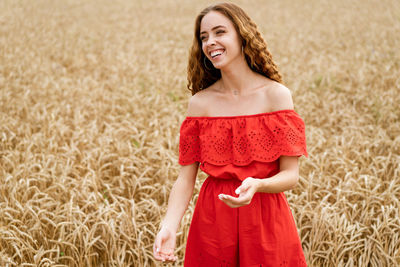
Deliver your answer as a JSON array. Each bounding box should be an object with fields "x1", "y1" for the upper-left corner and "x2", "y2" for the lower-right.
[{"x1": 218, "y1": 177, "x2": 260, "y2": 208}]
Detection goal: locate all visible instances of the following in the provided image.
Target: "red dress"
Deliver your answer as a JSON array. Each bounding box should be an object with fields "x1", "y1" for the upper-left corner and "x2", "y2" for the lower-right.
[{"x1": 178, "y1": 109, "x2": 308, "y2": 267}]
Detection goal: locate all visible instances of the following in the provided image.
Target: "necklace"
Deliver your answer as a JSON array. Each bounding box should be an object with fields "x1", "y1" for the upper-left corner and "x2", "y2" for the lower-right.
[
  {"x1": 221, "y1": 84, "x2": 240, "y2": 95},
  {"x1": 220, "y1": 81, "x2": 268, "y2": 96}
]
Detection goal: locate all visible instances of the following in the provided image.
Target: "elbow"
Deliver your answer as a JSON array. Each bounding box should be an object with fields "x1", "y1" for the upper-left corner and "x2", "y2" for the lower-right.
[{"x1": 288, "y1": 172, "x2": 300, "y2": 190}]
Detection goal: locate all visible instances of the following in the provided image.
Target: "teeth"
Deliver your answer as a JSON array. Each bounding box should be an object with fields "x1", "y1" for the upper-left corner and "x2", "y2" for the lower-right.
[{"x1": 211, "y1": 50, "x2": 224, "y2": 58}]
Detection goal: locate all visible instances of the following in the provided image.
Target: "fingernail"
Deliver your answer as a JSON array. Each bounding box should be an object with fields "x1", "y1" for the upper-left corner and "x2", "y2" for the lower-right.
[
  {"x1": 156, "y1": 247, "x2": 159, "y2": 252},
  {"x1": 235, "y1": 189, "x2": 240, "y2": 194}
]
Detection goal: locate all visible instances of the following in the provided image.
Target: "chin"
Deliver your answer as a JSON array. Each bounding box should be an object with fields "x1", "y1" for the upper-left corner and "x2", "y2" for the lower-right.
[
  {"x1": 212, "y1": 62, "x2": 226, "y2": 70},
  {"x1": 212, "y1": 57, "x2": 235, "y2": 70}
]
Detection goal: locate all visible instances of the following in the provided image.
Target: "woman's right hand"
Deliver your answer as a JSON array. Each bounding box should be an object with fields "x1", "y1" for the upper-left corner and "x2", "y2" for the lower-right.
[{"x1": 153, "y1": 226, "x2": 177, "y2": 262}]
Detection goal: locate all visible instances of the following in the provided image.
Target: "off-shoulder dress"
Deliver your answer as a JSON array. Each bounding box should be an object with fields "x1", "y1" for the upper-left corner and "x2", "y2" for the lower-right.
[{"x1": 178, "y1": 109, "x2": 308, "y2": 267}]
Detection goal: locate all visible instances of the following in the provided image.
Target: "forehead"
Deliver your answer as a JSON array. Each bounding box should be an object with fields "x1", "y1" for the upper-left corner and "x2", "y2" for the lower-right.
[{"x1": 200, "y1": 11, "x2": 234, "y2": 32}]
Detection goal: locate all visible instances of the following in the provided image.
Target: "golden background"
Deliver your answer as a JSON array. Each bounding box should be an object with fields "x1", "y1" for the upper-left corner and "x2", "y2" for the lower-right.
[{"x1": 0, "y1": 0, "x2": 399, "y2": 266}]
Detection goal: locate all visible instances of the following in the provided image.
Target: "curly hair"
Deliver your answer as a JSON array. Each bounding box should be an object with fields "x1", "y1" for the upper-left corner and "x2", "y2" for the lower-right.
[{"x1": 187, "y1": 3, "x2": 283, "y2": 96}]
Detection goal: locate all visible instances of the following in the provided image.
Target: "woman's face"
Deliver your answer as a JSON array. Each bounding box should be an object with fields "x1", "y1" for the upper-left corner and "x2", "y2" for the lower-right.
[{"x1": 199, "y1": 11, "x2": 242, "y2": 70}]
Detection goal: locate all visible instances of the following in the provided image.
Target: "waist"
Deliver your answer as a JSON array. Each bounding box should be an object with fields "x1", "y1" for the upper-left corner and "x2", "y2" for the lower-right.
[{"x1": 207, "y1": 175, "x2": 241, "y2": 181}]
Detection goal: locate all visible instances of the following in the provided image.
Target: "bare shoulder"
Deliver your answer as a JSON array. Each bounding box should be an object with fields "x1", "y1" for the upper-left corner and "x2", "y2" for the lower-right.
[
  {"x1": 265, "y1": 81, "x2": 294, "y2": 111},
  {"x1": 185, "y1": 93, "x2": 205, "y2": 117},
  {"x1": 185, "y1": 84, "x2": 218, "y2": 117}
]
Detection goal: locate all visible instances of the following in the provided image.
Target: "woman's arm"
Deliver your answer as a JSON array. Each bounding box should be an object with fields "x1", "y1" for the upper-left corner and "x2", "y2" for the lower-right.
[
  {"x1": 218, "y1": 156, "x2": 300, "y2": 208},
  {"x1": 161, "y1": 162, "x2": 199, "y2": 232},
  {"x1": 161, "y1": 94, "x2": 202, "y2": 231},
  {"x1": 256, "y1": 156, "x2": 299, "y2": 193},
  {"x1": 153, "y1": 162, "x2": 199, "y2": 262}
]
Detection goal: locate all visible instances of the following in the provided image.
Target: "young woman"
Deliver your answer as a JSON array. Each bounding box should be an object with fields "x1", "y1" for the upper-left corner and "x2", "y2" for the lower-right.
[{"x1": 154, "y1": 3, "x2": 308, "y2": 266}]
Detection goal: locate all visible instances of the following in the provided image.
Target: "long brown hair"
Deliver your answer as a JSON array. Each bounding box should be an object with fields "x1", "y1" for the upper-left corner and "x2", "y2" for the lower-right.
[{"x1": 187, "y1": 3, "x2": 282, "y2": 95}]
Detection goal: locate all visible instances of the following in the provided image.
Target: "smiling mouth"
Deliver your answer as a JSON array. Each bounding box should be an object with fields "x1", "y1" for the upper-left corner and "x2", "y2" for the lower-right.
[{"x1": 210, "y1": 49, "x2": 225, "y2": 58}]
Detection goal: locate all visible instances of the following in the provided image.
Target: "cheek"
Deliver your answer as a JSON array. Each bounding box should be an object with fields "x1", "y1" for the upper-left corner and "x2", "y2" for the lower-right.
[
  {"x1": 201, "y1": 43, "x2": 208, "y2": 57},
  {"x1": 223, "y1": 35, "x2": 239, "y2": 49}
]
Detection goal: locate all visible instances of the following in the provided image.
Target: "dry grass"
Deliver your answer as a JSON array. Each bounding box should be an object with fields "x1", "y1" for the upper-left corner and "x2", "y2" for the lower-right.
[{"x1": 0, "y1": 0, "x2": 399, "y2": 266}]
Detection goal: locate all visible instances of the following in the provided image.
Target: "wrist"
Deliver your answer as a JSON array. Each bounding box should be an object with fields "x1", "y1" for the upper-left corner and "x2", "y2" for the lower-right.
[
  {"x1": 254, "y1": 178, "x2": 262, "y2": 192},
  {"x1": 161, "y1": 221, "x2": 178, "y2": 233},
  {"x1": 255, "y1": 178, "x2": 269, "y2": 193}
]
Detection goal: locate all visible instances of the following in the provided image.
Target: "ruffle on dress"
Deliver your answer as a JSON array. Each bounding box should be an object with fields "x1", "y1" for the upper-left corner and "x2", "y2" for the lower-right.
[{"x1": 178, "y1": 109, "x2": 308, "y2": 166}]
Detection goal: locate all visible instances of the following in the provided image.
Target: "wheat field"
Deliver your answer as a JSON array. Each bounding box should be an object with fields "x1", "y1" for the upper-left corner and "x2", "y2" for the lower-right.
[{"x1": 0, "y1": 0, "x2": 399, "y2": 266}]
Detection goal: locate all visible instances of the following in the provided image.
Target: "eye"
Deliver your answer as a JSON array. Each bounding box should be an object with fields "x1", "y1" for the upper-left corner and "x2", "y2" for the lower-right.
[
  {"x1": 216, "y1": 30, "x2": 225, "y2": 35},
  {"x1": 200, "y1": 35, "x2": 207, "y2": 41}
]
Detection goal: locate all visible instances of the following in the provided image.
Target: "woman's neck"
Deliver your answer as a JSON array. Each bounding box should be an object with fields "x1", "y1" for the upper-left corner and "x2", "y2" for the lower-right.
[{"x1": 219, "y1": 58, "x2": 262, "y2": 96}]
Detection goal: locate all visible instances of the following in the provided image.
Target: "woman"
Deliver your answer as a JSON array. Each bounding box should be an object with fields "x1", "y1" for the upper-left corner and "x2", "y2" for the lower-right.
[{"x1": 154, "y1": 3, "x2": 308, "y2": 266}]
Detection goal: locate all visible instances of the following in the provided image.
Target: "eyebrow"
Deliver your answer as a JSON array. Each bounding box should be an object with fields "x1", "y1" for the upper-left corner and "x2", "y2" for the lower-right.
[{"x1": 200, "y1": 25, "x2": 226, "y2": 35}]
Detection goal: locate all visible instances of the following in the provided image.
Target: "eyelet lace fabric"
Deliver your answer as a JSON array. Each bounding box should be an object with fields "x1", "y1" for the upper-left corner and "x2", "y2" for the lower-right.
[
  {"x1": 179, "y1": 109, "x2": 308, "y2": 166},
  {"x1": 180, "y1": 110, "x2": 309, "y2": 266}
]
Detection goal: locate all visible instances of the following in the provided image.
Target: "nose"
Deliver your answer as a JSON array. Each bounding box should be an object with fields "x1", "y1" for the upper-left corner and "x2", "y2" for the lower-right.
[{"x1": 205, "y1": 35, "x2": 216, "y2": 47}]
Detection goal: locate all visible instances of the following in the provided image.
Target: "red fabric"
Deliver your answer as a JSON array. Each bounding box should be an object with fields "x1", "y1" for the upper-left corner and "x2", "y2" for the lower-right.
[{"x1": 178, "y1": 109, "x2": 308, "y2": 266}]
